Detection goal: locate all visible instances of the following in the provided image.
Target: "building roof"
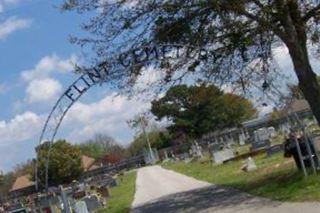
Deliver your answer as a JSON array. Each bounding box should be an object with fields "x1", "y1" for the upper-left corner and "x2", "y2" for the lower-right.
[
  {"x1": 10, "y1": 175, "x2": 35, "y2": 192},
  {"x1": 82, "y1": 155, "x2": 95, "y2": 171},
  {"x1": 242, "y1": 114, "x2": 271, "y2": 129},
  {"x1": 281, "y1": 99, "x2": 310, "y2": 115}
]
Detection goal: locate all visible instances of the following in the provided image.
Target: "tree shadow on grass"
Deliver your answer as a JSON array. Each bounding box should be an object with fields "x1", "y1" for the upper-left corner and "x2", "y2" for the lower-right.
[
  {"x1": 237, "y1": 170, "x2": 305, "y2": 199},
  {"x1": 131, "y1": 185, "x2": 282, "y2": 213}
]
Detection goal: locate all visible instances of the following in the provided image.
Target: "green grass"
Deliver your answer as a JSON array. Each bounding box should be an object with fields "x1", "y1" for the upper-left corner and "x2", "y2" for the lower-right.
[
  {"x1": 163, "y1": 153, "x2": 320, "y2": 202},
  {"x1": 99, "y1": 171, "x2": 137, "y2": 213}
]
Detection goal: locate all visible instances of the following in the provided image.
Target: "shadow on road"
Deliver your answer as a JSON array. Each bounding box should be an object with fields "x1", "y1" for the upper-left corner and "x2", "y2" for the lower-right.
[{"x1": 131, "y1": 185, "x2": 281, "y2": 213}]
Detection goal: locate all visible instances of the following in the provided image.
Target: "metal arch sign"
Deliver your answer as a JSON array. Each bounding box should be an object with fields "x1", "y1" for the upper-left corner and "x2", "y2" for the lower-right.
[
  {"x1": 36, "y1": 44, "x2": 217, "y2": 191},
  {"x1": 62, "y1": 44, "x2": 215, "y2": 104}
]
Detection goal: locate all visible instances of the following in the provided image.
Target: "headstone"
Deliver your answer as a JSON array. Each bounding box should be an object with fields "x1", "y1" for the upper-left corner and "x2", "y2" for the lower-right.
[
  {"x1": 239, "y1": 133, "x2": 245, "y2": 146},
  {"x1": 82, "y1": 196, "x2": 101, "y2": 212},
  {"x1": 220, "y1": 137, "x2": 224, "y2": 144},
  {"x1": 267, "y1": 144, "x2": 283, "y2": 156},
  {"x1": 252, "y1": 128, "x2": 271, "y2": 151},
  {"x1": 281, "y1": 123, "x2": 290, "y2": 134},
  {"x1": 75, "y1": 201, "x2": 89, "y2": 213},
  {"x1": 184, "y1": 158, "x2": 192, "y2": 163},
  {"x1": 195, "y1": 142, "x2": 203, "y2": 158},
  {"x1": 242, "y1": 157, "x2": 257, "y2": 172},
  {"x1": 228, "y1": 135, "x2": 235, "y2": 145},
  {"x1": 212, "y1": 149, "x2": 235, "y2": 164},
  {"x1": 268, "y1": 126, "x2": 277, "y2": 138},
  {"x1": 256, "y1": 128, "x2": 269, "y2": 141},
  {"x1": 170, "y1": 151, "x2": 176, "y2": 159},
  {"x1": 164, "y1": 150, "x2": 169, "y2": 160}
]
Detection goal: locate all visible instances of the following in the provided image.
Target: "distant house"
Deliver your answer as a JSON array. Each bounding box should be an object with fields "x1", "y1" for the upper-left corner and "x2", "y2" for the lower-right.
[
  {"x1": 281, "y1": 99, "x2": 311, "y2": 116},
  {"x1": 9, "y1": 175, "x2": 35, "y2": 197},
  {"x1": 242, "y1": 115, "x2": 272, "y2": 129},
  {"x1": 94, "y1": 154, "x2": 123, "y2": 166},
  {"x1": 81, "y1": 155, "x2": 95, "y2": 171},
  {"x1": 7, "y1": 155, "x2": 98, "y2": 198}
]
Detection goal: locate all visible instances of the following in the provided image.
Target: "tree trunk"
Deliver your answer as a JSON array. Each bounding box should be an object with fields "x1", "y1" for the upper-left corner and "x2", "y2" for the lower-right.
[{"x1": 286, "y1": 41, "x2": 320, "y2": 124}]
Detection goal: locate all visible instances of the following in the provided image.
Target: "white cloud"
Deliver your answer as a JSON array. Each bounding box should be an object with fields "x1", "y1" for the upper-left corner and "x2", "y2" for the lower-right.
[
  {"x1": 20, "y1": 54, "x2": 77, "y2": 105},
  {"x1": 64, "y1": 93, "x2": 150, "y2": 143},
  {"x1": 21, "y1": 54, "x2": 77, "y2": 82},
  {"x1": 0, "y1": 16, "x2": 32, "y2": 40},
  {"x1": 26, "y1": 78, "x2": 63, "y2": 104},
  {"x1": 0, "y1": 111, "x2": 42, "y2": 145},
  {"x1": 272, "y1": 45, "x2": 295, "y2": 78}
]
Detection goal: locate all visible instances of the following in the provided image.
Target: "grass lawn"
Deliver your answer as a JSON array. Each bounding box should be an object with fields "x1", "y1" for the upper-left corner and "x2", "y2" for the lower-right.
[
  {"x1": 99, "y1": 171, "x2": 137, "y2": 213},
  {"x1": 163, "y1": 153, "x2": 320, "y2": 202}
]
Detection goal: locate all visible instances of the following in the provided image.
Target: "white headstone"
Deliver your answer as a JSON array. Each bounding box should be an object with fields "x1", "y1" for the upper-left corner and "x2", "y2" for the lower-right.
[
  {"x1": 213, "y1": 149, "x2": 235, "y2": 164},
  {"x1": 246, "y1": 157, "x2": 257, "y2": 171},
  {"x1": 164, "y1": 150, "x2": 169, "y2": 160},
  {"x1": 239, "y1": 134, "x2": 245, "y2": 146},
  {"x1": 75, "y1": 201, "x2": 89, "y2": 213},
  {"x1": 268, "y1": 127, "x2": 276, "y2": 138},
  {"x1": 195, "y1": 142, "x2": 203, "y2": 158},
  {"x1": 255, "y1": 128, "x2": 270, "y2": 142}
]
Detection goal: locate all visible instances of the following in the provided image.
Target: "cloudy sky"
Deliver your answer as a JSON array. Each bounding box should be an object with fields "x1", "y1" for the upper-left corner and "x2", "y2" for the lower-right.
[
  {"x1": 0, "y1": 0, "x2": 154, "y2": 172},
  {"x1": 0, "y1": 0, "x2": 319, "y2": 172}
]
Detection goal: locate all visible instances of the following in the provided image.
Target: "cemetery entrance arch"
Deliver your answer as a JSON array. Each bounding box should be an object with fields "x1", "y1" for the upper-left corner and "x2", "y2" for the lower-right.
[{"x1": 35, "y1": 44, "x2": 274, "y2": 191}]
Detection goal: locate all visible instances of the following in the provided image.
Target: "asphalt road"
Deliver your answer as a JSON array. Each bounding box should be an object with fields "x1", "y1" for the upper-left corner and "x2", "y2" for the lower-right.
[{"x1": 131, "y1": 165, "x2": 320, "y2": 213}]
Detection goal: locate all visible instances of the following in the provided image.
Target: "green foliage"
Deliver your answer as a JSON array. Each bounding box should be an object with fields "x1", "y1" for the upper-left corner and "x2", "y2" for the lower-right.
[
  {"x1": 77, "y1": 134, "x2": 125, "y2": 159},
  {"x1": 78, "y1": 142, "x2": 105, "y2": 159},
  {"x1": 128, "y1": 130, "x2": 171, "y2": 156},
  {"x1": 36, "y1": 140, "x2": 83, "y2": 187},
  {"x1": 0, "y1": 172, "x2": 15, "y2": 197},
  {"x1": 151, "y1": 84, "x2": 256, "y2": 139},
  {"x1": 62, "y1": 0, "x2": 320, "y2": 126},
  {"x1": 153, "y1": 132, "x2": 172, "y2": 150},
  {"x1": 99, "y1": 171, "x2": 137, "y2": 213},
  {"x1": 60, "y1": 0, "x2": 320, "y2": 86}
]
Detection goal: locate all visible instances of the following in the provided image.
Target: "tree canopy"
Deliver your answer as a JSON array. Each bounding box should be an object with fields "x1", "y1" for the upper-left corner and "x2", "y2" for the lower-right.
[
  {"x1": 151, "y1": 84, "x2": 256, "y2": 138},
  {"x1": 128, "y1": 130, "x2": 171, "y2": 156},
  {"x1": 61, "y1": 0, "x2": 320, "y2": 125},
  {"x1": 77, "y1": 134, "x2": 125, "y2": 159},
  {"x1": 36, "y1": 140, "x2": 83, "y2": 187},
  {"x1": 287, "y1": 76, "x2": 320, "y2": 100}
]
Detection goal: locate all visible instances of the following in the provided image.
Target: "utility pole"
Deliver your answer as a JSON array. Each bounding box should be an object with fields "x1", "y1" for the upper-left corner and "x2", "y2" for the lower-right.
[{"x1": 140, "y1": 116, "x2": 155, "y2": 164}]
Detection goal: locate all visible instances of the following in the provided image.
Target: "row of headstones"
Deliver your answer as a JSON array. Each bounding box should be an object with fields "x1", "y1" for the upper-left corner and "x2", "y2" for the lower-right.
[
  {"x1": 32, "y1": 174, "x2": 118, "y2": 213},
  {"x1": 161, "y1": 142, "x2": 204, "y2": 163},
  {"x1": 160, "y1": 125, "x2": 283, "y2": 165}
]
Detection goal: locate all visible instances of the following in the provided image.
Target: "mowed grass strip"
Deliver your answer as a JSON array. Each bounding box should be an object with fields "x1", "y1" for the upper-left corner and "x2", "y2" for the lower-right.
[
  {"x1": 99, "y1": 171, "x2": 137, "y2": 213},
  {"x1": 163, "y1": 153, "x2": 320, "y2": 202}
]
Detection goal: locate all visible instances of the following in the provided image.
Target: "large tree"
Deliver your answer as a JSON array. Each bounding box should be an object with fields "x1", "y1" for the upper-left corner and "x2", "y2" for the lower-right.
[
  {"x1": 151, "y1": 84, "x2": 256, "y2": 138},
  {"x1": 78, "y1": 134, "x2": 125, "y2": 159},
  {"x1": 128, "y1": 130, "x2": 171, "y2": 155},
  {"x1": 287, "y1": 76, "x2": 320, "y2": 100},
  {"x1": 36, "y1": 140, "x2": 83, "y2": 187},
  {"x1": 62, "y1": 0, "x2": 320, "y2": 124}
]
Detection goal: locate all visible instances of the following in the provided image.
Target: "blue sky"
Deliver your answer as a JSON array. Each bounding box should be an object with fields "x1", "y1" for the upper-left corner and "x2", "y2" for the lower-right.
[
  {"x1": 1, "y1": 0, "x2": 319, "y2": 173},
  {"x1": 0, "y1": 0, "x2": 152, "y2": 172}
]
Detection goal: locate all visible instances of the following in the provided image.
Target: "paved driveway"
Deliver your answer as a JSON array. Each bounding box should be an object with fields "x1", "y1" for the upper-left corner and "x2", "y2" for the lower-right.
[{"x1": 131, "y1": 165, "x2": 320, "y2": 213}]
